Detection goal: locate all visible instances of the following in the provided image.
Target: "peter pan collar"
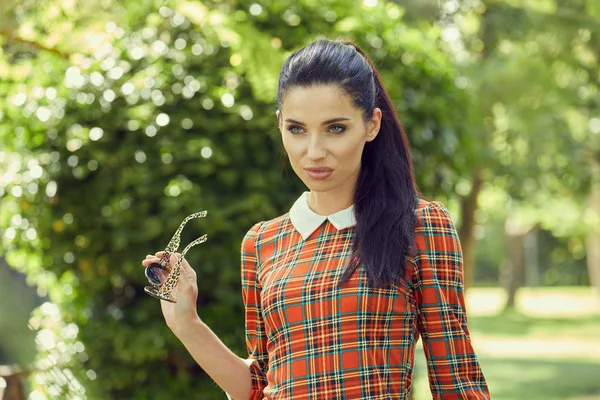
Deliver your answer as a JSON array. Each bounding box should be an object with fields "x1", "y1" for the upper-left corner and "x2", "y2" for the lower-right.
[{"x1": 289, "y1": 191, "x2": 356, "y2": 240}]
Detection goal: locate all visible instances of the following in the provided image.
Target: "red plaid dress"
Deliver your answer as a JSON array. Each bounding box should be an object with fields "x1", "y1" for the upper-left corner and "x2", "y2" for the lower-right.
[{"x1": 237, "y1": 192, "x2": 489, "y2": 399}]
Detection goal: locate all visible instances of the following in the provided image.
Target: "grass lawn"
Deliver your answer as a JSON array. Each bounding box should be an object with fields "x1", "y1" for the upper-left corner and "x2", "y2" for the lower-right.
[{"x1": 412, "y1": 287, "x2": 600, "y2": 400}]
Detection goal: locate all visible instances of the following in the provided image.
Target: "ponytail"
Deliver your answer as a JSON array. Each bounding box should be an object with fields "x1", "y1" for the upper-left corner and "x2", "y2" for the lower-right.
[
  {"x1": 277, "y1": 38, "x2": 420, "y2": 289},
  {"x1": 339, "y1": 40, "x2": 420, "y2": 289}
]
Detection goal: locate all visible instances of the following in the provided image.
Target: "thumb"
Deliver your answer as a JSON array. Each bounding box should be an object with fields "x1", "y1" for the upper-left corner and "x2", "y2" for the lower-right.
[{"x1": 169, "y1": 253, "x2": 192, "y2": 292}]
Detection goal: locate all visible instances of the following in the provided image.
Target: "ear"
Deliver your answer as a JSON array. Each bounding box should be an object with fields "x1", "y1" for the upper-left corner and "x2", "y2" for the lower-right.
[
  {"x1": 366, "y1": 107, "x2": 382, "y2": 142},
  {"x1": 276, "y1": 109, "x2": 282, "y2": 130}
]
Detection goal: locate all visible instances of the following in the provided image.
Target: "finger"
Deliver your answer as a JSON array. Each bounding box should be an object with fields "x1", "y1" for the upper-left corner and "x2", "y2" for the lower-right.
[
  {"x1": 169, "y1": 253, "x2": 180, "y2": 266},
  {"x1": 168, "y1": 254, "x2": 190, "y2": 288},
  {"x1": 179, "y1": 260, "x2": 198, "y2": 290},
  {"x1": 155, "y1": 251, "x2": 181, "y2": 259},
  {"x1": 182, "y1": 261, "x2": 197, "y2": 278},
  {"x1": 171, "y1": 254, "x2": 197, "y2": 285},
  {"x1": 142, "y1": 257, "x2": 161, "y2": 266}
]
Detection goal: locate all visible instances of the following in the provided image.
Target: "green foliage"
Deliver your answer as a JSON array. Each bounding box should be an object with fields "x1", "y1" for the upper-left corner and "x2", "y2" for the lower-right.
[
  {"x1": 454, "y1": 1, "x2": 600, "y2": 223},
  {"x1": 0, "y1": 0, "x2": 471, "y2": 398}
]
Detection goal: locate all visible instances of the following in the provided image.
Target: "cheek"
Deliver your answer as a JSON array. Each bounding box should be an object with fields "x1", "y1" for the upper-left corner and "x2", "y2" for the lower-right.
[
  {"x1": 281, "y1": 136, "x2": 300, "y2": 164},
  {"x1": 335, "y1": 139, "x2": 365, "y2": 166}
]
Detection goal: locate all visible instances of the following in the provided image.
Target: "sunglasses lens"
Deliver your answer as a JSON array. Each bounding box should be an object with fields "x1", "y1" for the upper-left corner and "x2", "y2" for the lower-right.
[{"x1": 145, "y1": 263, "x2": 170, "y2": 286}]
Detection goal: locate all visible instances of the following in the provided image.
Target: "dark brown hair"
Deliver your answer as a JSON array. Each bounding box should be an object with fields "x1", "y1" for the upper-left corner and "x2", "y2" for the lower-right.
[{"x1": 277, "y1": 38, "x2": 420, "y2": 288}]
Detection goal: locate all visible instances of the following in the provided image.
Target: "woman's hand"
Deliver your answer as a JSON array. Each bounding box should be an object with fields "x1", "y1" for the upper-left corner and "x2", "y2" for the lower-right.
[{"x1": 142, "y1": 252, "x2": 202, "y2": 336}]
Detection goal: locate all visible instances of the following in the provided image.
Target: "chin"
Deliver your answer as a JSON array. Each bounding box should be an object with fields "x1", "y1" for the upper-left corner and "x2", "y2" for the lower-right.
[{"x1": 302, "y1": 179, "x2": 336, "y2": 193}]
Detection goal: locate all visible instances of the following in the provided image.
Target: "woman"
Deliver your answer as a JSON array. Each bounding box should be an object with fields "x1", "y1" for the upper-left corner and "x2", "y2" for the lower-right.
[{"x1": 143, "y1": 38, "x2": 489, "y2": 399}]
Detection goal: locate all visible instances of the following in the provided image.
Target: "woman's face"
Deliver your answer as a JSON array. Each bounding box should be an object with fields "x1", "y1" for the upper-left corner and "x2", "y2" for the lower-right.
[{"x1": 277, "y1": 84, "x2": 381, "y2": 195}]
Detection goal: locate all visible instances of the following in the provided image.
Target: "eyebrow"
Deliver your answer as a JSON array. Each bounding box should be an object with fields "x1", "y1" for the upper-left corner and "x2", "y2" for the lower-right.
[{"x1": 284, "y1": 117, "x2": 351, "y2": 126}]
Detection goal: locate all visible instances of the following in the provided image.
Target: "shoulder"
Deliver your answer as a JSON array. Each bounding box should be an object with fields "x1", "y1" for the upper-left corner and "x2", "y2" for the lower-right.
[
  {"x1": 414, "y1": 198, "x2": 457, "y2": 233},
  {"x1": 242, "y1": 212, "x2": 295, "y2": 248},
  {"x1": 410, "y1": 199, "x2": 464, "y2": 289},
  {"x1": 414, "y1": 198, "x2": 452, "y2": 217},
  {"x1": 412, "y1": 198, "x2": 460, "y2": 260}
]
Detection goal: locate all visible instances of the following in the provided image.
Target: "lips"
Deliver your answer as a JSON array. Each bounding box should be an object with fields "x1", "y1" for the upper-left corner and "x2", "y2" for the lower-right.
[
  {"x1": 304, "y1": 167, "x2": 333, "y2": 180},
  {"x1": 304, "y1": 167, "x2": 333, "y2": 172}
]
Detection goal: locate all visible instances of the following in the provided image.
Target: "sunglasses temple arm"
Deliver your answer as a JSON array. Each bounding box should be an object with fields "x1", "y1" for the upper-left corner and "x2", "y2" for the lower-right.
[
  {"x1": 161, "y1": 234, "x2": 208, "y2": 294},
  {"x1": 164, "y1": 211, "x2": 208, "y2": 254},
  {"x1": 179, "y1": 234, "x2": 208, "y2": 259}
]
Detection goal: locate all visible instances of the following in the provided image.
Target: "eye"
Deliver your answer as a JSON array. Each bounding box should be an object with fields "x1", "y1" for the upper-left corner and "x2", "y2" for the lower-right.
[
  {"x1": 329, "y1": 125, "x2": 346, "y2": 134},
  {"x1": 286, "y1": 125, "x2": 304, "y2": 134}
]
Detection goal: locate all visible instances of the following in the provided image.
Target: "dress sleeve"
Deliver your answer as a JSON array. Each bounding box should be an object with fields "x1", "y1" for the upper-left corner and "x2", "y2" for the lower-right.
[
  {"x1": 228, "y1": 221, "x2": 268, "y2": 400},
  {"x1": 413, "y1": 202, "x2": 490, "y2": 399}
]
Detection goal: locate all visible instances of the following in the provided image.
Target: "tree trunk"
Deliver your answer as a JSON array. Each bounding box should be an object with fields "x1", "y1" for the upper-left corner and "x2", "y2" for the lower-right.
[
  {"x1": 502, "y1": 230, "x2": 524, "y2": 310},
  {"x1": 586, "y1": 231, "x2": 600, "y2": 293},
  {"x1": 458, "y1": 166, "x2": 484, "y2": 291},
  {"x1": 0, "y1": 366, "x2": 27, "y2": 400},
  {"x1": 501, "y1": 214, "x2": 533, "y2": 311},
  {"x1": 585, "y1": 155, "x2": 600, "y2": 294},
  {"x1": 523, "y1": 227, "x2": 540, "y2": 287}
]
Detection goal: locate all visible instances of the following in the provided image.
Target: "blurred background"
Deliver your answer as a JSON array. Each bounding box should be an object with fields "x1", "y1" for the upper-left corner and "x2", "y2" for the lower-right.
[{"x1": 0, "y1": 0, "x2": 599, "y2": 399}]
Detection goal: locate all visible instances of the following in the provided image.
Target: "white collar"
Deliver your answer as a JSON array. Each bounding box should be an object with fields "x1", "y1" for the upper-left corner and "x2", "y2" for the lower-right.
[{"x1": 289, "y1": 191, "x2": 356, "y2": 240}]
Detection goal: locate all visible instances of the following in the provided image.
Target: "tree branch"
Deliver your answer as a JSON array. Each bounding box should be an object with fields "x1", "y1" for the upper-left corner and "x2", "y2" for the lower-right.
[{"x1": 0, "y1": 28, "x2": 70, "y2": 59}]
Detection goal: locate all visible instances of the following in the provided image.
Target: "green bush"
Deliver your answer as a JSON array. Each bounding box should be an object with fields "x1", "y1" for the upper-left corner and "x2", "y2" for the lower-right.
[{"x1": 0, "y1": 1, "x2": 472, "y2": 398}]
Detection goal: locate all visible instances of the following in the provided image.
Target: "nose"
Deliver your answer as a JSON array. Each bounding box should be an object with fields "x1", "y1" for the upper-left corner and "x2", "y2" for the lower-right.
[{"x1": 306, "y1": 135, "x2": 326, "y2": 160}]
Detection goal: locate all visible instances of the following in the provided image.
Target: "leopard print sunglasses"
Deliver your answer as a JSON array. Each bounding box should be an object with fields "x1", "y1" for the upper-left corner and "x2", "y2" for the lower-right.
[{"x1": 144, "y1": 210, "x2": 208, "y2": 303}]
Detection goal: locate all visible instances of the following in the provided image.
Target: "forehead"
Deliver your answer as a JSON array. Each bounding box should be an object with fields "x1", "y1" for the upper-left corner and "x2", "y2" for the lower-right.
[{"x1": 280, "y1": 84, "x2": 360, "y2": 120}]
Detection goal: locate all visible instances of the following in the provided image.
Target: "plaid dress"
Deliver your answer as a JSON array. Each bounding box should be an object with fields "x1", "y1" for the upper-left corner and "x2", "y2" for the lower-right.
[{"x1": 238, "y1": 193, "x2": 489, "y2": 399}]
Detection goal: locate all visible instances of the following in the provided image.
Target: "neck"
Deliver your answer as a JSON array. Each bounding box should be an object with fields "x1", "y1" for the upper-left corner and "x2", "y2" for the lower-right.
[{"x1": 307, "y1": 188, "x2": 354, "y2": 216}]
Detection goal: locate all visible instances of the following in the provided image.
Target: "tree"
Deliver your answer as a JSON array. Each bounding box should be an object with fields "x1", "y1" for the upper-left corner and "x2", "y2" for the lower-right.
[
  {"x1": 439, "y1": 0, "x2": 600, "y2": 306},
  {"x1": 0, "y1": 0, "x2": 474, "y2": 398}
]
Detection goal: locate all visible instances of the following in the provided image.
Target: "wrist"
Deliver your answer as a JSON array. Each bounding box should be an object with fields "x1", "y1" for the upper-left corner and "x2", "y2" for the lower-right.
[{"x1": 170, "y1": 314, "x2": 204, "y2": 341}]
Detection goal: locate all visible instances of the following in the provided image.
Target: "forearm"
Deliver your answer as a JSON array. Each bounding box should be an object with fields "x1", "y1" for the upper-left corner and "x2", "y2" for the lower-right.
[{"x1": 174, "y1": 317, "x2": 252, "y2": 400}]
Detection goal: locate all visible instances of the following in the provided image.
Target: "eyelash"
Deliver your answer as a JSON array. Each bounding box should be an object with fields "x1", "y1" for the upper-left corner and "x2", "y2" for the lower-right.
[{"x1": 286, "y1": 125, "x2": 347, "y2": 134}]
